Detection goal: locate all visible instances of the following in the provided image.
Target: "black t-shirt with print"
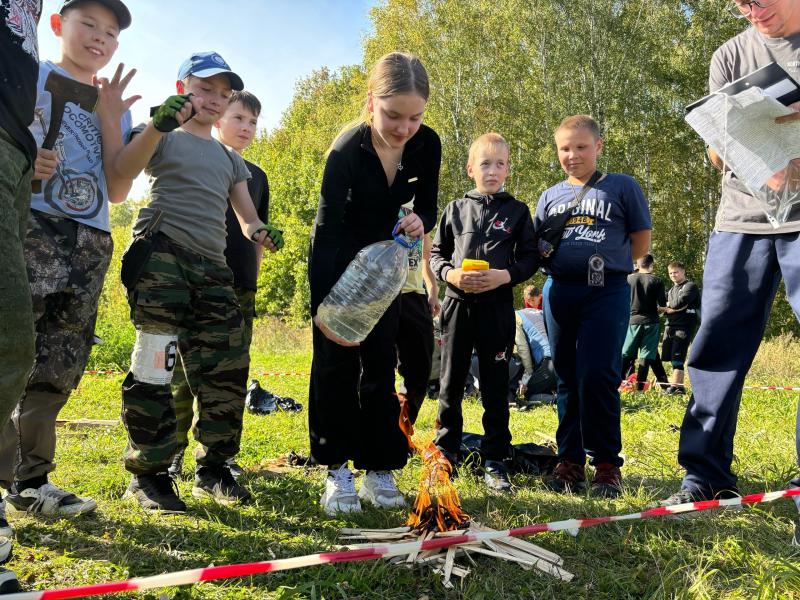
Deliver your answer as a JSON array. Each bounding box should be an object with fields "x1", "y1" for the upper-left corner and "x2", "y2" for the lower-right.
[
  {"x1": 0, "y1": 0, "x2": 41, "y2": 164},
  {"x1": 224, "y1": 159, "x2": 269, "y2": 291}
]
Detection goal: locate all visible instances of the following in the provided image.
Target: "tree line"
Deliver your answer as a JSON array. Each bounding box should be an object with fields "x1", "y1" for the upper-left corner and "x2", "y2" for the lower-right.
[{"x1": 244, "y1": 0, "x2": 800, "y2": 337}]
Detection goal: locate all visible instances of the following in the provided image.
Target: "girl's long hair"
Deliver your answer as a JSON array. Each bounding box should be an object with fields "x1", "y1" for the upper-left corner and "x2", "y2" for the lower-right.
[{"x1": 329, "y1": 52, "x2": 430, "y2": 153}]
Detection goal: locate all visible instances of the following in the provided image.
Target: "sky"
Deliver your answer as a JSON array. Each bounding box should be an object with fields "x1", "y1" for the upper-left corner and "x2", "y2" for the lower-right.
[{"x1": 36, "y1": 0, "x2": 376, "y2": 198}]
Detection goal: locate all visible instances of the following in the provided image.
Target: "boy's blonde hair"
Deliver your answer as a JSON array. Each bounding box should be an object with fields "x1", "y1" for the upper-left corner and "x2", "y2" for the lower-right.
[
  {"x1": 467, "y1": 132, "x2": 509, "y2": 165},
  {"x1": 555, "y1": 114, "x2": 602, "y2": 140}
]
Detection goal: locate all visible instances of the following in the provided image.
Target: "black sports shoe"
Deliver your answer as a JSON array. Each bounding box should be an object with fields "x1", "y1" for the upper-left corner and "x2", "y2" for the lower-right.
[
  {"x1": 275, "y1": 394, "x2": 303, "y2": 412},
  {"x1": 168, "y1": 450, "x2": 185, "y2": 481},
  {"x1": 192, "y1": 466, "x2": 252, "y2": 505},
  {"x1": 484, "y1": 460, "x2": 512, "y2": 493},
  {"x1": 792, "y1": 517, "x2": 799, "y2": 547},
  {"x1": 225, "y1": 458, "x2": 245, "y2": 479},
  {"x1": 0, "y1": 568, "x2": 20, "y2": 594},
  {"x1": 124, "y1": 473, "x2": 187, "y2": 513},
  {"x1": 245, "y1": 380, "x2": 278, "y2": 414}
]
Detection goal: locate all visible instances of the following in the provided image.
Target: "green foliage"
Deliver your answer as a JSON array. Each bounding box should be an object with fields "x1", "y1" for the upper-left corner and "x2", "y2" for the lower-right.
[
  {"x1": 89, "y1": 216, "x2": 135, "y2": 370},
  {"x1": 242, "y1": 0, "x2": 799, "y2": 335},
  {"x1": 247, "y1": 66, "x2": 365, "y2": 323}
]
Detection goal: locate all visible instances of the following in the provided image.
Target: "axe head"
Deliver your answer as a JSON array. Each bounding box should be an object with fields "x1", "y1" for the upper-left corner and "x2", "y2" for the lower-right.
[{"x1": 45, "y1": 70, "x2": 98, "y2": 112}]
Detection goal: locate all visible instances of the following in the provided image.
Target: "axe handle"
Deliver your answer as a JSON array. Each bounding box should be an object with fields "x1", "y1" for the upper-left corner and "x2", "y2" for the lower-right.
[{"x1": 31, "y1": 101, "x2": 67, "y2": 194}]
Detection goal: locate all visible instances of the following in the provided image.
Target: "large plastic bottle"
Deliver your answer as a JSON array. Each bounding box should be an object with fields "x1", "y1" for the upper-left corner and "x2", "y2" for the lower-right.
[{"x1": 317, "y1": 223, "x2": 418, "y2": 343}]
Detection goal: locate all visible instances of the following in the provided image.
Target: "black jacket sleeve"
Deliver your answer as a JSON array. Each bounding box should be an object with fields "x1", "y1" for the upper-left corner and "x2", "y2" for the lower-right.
[
  {"x1": 672, "y1": 281, "x2": 699, "y2": 311},
  {"x1": 258, "y1": 170, "x2": 270, "y2": 224},
  {"x1": 430, "y1": 204, "x2": 455, "y2": 283},
  {"x1": 658, "y1": 279, "x2": 667, "y2": 307},
  {"x1": 309, "y1": 147, "x2": 351, "y2": 316},
  {"x1": 507, "y1": 206, "x2": 538, "y2": 285},
  {"x1": 416, "y1": 130, "x2": 441, "y2": 233}
]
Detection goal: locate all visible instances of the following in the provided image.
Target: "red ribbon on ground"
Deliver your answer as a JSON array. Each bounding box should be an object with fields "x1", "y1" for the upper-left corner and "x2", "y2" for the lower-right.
[{"x1": 5, "y1": 488, "x2": 799, "y2": 600}]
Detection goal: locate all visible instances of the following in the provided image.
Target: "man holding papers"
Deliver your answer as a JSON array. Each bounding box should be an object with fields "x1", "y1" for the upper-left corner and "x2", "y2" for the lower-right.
[{"x1": 663, "y1": 0, "x2": 800, "y2": 538}]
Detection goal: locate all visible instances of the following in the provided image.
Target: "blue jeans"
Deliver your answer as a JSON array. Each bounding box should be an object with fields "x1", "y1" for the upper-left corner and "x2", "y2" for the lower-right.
[
  {"x1": 679, "y1": 231, "x2": 800, "y2": 503},
  {"x1": 543, "y1": 275, "x2": 630, "y2": 467}
]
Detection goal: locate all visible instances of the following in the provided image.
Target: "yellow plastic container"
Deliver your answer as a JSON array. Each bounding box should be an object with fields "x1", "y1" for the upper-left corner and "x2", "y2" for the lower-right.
[{"x1": 461, "y1": 258, "x2": 489, "y2": 271}]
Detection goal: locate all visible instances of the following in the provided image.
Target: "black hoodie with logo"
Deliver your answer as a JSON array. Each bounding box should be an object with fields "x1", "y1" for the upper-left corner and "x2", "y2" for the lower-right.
[
  {"x1": 1, "y1": 0, "x2": 41, "y2": 165},
  {"x1": 430, "y1": 190, "x2": 538, "y2": 304}
]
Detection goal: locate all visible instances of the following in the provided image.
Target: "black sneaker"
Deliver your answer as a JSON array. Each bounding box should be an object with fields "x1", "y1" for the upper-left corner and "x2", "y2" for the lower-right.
[
  {"x1": 192, "y1": 466, "x2": 252, "y2": 505},
  {"x1": 168, "y1": 450, "x2": 185, "y2": 481},
  {"x1": 664, "y1": 385, "x2": 686, "y2": 396},
  {"x1": 245, "y1": 380, "x2": 278, "y2": 415},
  {"x1": 124, "y1": 473, "x2": 187, "y2": 513},
  {"x1": 793, "y1": 517, "x2": 799, "y2": 547},
  {"x1": 275, "y1": 394, "x2": 303, "y2": 412},
  {"x1": 484, "y1": 460, "x2": 512, "y2": 493},
  {"x1": 225, "y1": 458, "x2": 245, "y2": 479},
  {"x1": 0, "y1": 569, "x2": 20, "y2": 594}
]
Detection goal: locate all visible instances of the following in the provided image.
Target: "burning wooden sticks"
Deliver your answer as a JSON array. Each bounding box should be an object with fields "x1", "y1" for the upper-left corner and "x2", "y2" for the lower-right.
[{"x1": 338, "y1": 523, "x2": 573, "y2": 588}]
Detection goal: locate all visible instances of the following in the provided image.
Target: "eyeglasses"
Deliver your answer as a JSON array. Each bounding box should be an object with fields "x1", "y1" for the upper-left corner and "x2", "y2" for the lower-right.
[{"x1": 728, "y1": 0, "x2": 781, "y2": 18}]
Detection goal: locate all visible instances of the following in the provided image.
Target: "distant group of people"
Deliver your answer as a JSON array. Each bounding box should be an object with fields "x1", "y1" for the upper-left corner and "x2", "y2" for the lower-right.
[
  {"x1": 2, "y1": 1, "x2": 800, "y2": 594},
  {"x1": 621, "y1": 255, "x2": 700, "y2": 394}
]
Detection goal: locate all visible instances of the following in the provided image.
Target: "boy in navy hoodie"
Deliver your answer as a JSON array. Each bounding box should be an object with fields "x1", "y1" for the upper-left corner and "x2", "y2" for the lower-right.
[{"x1": 430, "y1": 132, "x2": 537, "y2": 492}]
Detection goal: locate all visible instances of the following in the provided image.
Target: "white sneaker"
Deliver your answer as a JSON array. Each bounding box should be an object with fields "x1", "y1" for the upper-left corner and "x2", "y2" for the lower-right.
[
  {"x1": 320, "y1": 465, "x2": 361, "y2": 516},
  {"x1": 359, "y1": 470, "x2": 406, "y2": 509},
  {"x1": 0, "y1": 499, "x2": 12, "y2": 538},
  {"x1": 6, "y1": 483, "x2": 97, "y2": 516},
  {"x1": 0, "y1": 498, "x2": 14, "y2": 564}
]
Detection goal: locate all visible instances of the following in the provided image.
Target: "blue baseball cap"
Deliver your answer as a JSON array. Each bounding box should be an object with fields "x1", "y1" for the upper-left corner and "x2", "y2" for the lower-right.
[{"x1": 177, "y1": 52, "x2": 244, "y2": 91}]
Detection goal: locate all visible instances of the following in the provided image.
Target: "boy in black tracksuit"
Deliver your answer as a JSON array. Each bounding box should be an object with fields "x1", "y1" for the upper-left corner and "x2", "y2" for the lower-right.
[{"x1": 430, "y1": 133, "x2": 537, "y2": 491}]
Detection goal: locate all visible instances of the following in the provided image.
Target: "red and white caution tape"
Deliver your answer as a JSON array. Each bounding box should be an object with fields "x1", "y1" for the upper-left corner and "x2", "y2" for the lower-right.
[
  {"x1": 743, "y1": 385, "x2": 800, "y2": 392},
  {"x1": 620, "y1": 379, "x2": 800, "y2": 393},
  {"x1": 5, "y1": 488, "x2": 799, "y2": 600}
]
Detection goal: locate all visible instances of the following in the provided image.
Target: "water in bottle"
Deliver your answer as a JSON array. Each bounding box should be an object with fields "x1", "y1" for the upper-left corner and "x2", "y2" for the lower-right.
[{"x1": 317, "y1": 224, "x2": 417, "y2": 343}]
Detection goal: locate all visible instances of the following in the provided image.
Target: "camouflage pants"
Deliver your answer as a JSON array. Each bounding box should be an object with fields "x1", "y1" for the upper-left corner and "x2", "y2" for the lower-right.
[
  {"x1": 0, "y1": 210, "x2": 112, "y2": 487},
  {"x1": 0, "y1": 129, "x2": 34, "y2": 437},
  {"x1": 121, "y1": 234, "x2": 248, "y2": 475},
  {"x1": 172, "y1": 287, "x2": 255, "y2": 451}
]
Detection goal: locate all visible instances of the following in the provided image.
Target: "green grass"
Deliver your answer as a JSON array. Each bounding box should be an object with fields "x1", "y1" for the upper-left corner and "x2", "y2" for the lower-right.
[{"x1": 8, "y1": 326, "x2": 800, "y2": 599}]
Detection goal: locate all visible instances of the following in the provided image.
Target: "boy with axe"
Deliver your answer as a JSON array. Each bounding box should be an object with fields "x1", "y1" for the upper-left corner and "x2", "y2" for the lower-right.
[{"x1": 0, "y1": 0, "x2": 137, "y2": 518}]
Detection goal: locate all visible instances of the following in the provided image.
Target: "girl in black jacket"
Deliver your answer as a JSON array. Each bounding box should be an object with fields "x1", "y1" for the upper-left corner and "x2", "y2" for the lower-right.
[{"x1": 308, "y1": 52, "x2": 441, "y2": 515}]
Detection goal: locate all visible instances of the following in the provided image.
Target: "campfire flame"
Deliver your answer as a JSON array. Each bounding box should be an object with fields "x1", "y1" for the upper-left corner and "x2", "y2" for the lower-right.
[{"x1": 399, "y1": 395, "x2": 470, "y2": 532}]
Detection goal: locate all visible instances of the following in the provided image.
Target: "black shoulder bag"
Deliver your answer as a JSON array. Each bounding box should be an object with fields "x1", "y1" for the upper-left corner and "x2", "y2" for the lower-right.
[
  {"x1": 120, "y1": 208, "x2": 165, "y2": 292},
  {"x1": 535, "y1": 171, "x2": 605, "y2": 262}
]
